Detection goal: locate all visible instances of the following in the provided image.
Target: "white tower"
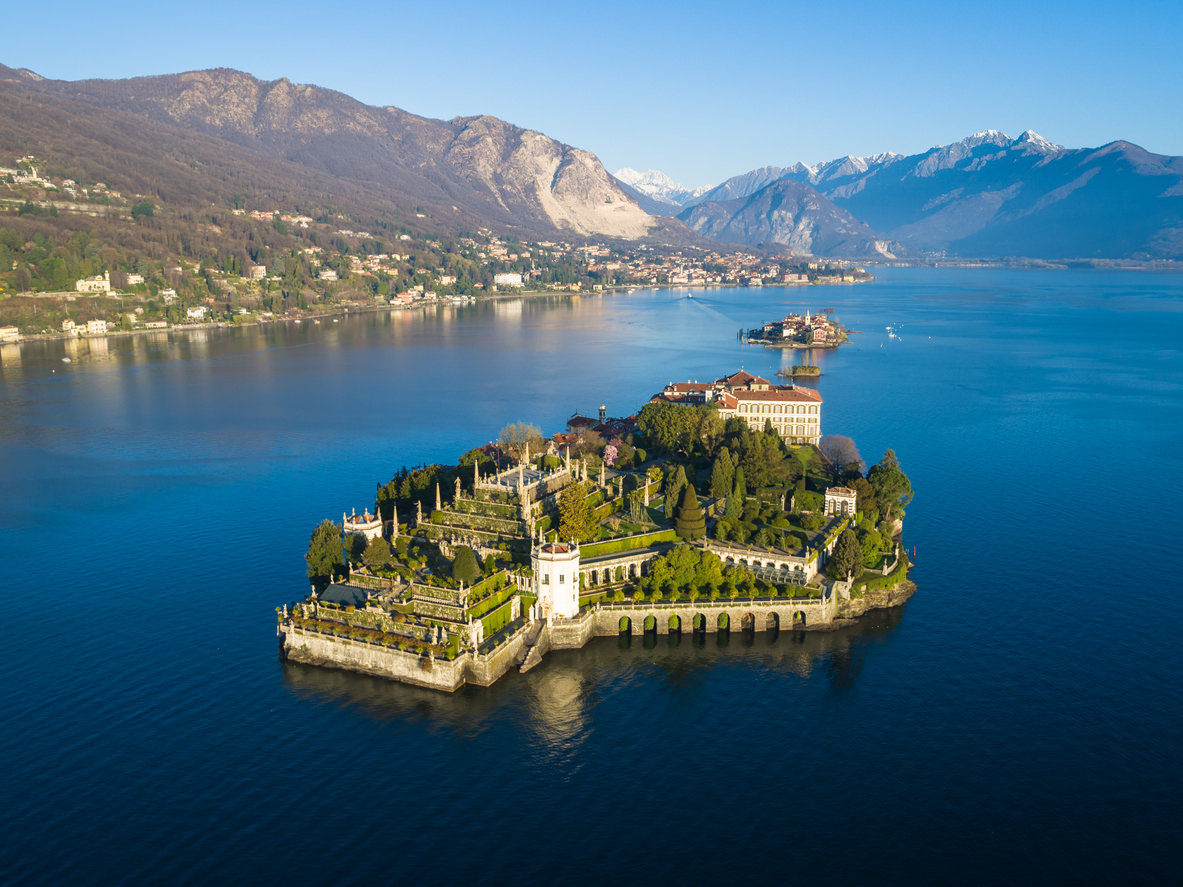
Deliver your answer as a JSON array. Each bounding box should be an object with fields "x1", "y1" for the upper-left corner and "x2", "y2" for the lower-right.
[{"x1": 531, "y1": 541, "x2": 580, "y2": 620}]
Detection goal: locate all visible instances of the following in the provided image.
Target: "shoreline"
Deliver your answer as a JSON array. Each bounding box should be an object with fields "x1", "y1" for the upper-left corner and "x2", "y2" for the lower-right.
[
  {"x1": 5, "y1": 277, "x2": 871, "y2": 347},
  {"x1": 278, "y1": 576, "x2": 916, "y2": 691}
]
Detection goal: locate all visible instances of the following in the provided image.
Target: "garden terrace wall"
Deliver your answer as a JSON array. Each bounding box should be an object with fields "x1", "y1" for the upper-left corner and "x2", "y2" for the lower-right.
[
  {"x1": 453, "y1": 497, "x2": 518, "y2": 518},
  {"x1": 430, "y1": 510, "x2": 524, "y2": 533},
  {"x1": 281, "y1": 626, "x2": 467, "y2": 691}
]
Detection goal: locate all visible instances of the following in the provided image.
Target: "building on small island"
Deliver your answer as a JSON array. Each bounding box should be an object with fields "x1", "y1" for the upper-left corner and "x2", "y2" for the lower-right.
[
  {"x1": 277, "y1": 371, "x2": 912, "y2": 692},
  {"x1": 749, "y1": 309, "x2": 848, "y2": 349},
  {"x1": 653, "y1": 370, "x2": 822, "y2": 445}
]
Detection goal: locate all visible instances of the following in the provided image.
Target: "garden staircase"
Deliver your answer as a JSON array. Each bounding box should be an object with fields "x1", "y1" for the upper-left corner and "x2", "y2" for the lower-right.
[{"x1": 518, "y1": 619, "x2": 547, "y2": 674}]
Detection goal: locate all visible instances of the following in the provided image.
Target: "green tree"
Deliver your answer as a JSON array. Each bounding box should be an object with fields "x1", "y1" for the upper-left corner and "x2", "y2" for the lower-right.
[
  {"x1": 558, "y1": 482, "x2": 598, "y2": 542},
  {"x1": 305, "y1": 520, "x2": 344, "y2": 588},
  {"x1": 826, "y1": 528, "x2": 863, "y2": 580},
  {"x1": 637, "y1": 400, "x2": 717, "y2": 457},
  {"x1": 724, "y1": 461, "x2": 744, "y2": 520},
  {"x1": 674, "y1": 482, "x2": 706, "y2": 541},
  {"x1": 344, "y1": 532, "x2": 367, "y2": 564},
  {"x1": 709, "y1": 447, "x2": 734, "y2": 499},
  {"x1": 452, "y1": 546, "x2": 480, "y2": 584},
  {"x1": 698, "y1": 409, "x2": 726, "y2": 457},
  {"x1": 130, "y1": 200, "x2": 155, "y2": 222},
  {"x1": 363, "y1": 536, "x2": 391, "y2": 571},
  {"x1": 867, "y1": 449, "x2": 913, "y2": 519},
  {"x1": 664, "y1": 464, "x2": 687, "y2": 520}
]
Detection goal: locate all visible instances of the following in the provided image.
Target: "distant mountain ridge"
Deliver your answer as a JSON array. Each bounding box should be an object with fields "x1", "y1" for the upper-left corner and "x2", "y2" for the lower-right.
[
  {"x1": 4, "y1": 60, "x2": 1180, "y2": 260},
  {"x1": 0, "y1": 64, "x2": 670, "y2": 241},
  {"x1": 678, "y1": 130, "x2": 1183, "y2": 259},
  {"x1": 677, "y1": 178, "x2": 901, "y2": 258}
]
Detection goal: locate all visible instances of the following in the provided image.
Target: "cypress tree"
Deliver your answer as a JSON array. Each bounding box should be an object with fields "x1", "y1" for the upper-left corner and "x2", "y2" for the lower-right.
[
  {"x1": 674, "y1": 481, "x2": 706, "y2": 541},
  {"x1": 709, "y1": 447, "x2": 734, "y2": 499},
  {"x1": 664, "y1": 464, "x2": 687, "y2": 520},
  {"x1": 452, "y1": 546, "x2": 480, "y2": 584}
]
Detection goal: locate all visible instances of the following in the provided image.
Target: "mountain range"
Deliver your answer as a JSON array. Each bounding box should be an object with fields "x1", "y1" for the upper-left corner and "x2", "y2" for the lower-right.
[
  {"x1": 3, "y1": 62, "x2": 1182, "y2": 261},
  {"x1": 0, "y1": 64, "x2": 670, "y2": 242},
  {"x1": 625, "y1": 131, "x2": 1183, "y2": 260}
]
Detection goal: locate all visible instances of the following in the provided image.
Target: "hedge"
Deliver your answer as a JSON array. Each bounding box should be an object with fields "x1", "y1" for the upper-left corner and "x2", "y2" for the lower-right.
[
  {"x1": 581, "y1": 529, "x2": 677, "y2": 558},
  {"x1": 480, "y1": 599, "x2": 516, "y2": 637},
  {"x1": 854, "y1": 549, "x2": 909, "y2": 594}
]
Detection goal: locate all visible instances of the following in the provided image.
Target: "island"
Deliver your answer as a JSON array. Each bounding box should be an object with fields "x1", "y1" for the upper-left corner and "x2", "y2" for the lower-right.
[
  {"x1": 777, "y1": 364, "x2": 821, "y2": 379},
  {"x1": 745, "y1": 309, "x2": 850, "y2": 349},
  {"x1": 277, "y1": 370, "x2": 914, "y2": 691}
]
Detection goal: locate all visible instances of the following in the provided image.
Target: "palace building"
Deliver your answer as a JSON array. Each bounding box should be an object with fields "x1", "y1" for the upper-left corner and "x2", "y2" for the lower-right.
[{"x1": 653, "y1": 370, "x2": 822, "y2": 445}]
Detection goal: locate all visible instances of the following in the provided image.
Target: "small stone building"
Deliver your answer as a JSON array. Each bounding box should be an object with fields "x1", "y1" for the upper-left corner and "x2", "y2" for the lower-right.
[
  {"x1": 343, "y1": 508, "x2": 383, "y2": 542},
  {"x1": 824, "y1": 486, "x2": 857, "y2": 517}
]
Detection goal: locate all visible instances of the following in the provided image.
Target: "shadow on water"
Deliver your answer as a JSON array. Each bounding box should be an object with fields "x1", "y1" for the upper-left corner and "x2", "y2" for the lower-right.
[{"x1": 281, "y1": 605, "x2": 909, "y2": 731}]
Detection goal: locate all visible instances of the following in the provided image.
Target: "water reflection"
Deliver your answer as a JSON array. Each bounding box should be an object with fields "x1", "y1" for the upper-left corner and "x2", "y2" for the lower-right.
[{"x1": 281, "y1": 607, "x2": 907, "y2": 739}]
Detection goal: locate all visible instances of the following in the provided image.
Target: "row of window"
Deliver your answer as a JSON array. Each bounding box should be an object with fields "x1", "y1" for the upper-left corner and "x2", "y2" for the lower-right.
[
  {"x1": 540, "y1": 573, "x2": 566, "y2": 584},
  {"x1": 739, "y1": 403, "x2": 818, "y2": 415}
]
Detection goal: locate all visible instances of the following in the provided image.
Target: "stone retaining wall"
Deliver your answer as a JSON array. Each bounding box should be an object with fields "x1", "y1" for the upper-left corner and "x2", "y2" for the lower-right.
[
  {"x1": 280, "y1": 626, "x2": 466, "y2": 691},
  {"x1": 283, "y1": 581, "x2": 909, "y2": 692}
]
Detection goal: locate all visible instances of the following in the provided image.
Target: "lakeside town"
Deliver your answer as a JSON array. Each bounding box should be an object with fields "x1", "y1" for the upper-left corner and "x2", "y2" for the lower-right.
[
  {"x1": 279, "y1": 369, "x2": 914, "y2": 691},
  {"x1": 0, "y1": 153, "x2": 870, "y2": 344}
]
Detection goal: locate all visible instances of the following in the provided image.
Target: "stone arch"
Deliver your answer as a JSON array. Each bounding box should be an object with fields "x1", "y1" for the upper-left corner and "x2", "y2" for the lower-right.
[
  {"x1": 643, "y1": 614, "x2": 657, "y2": 633},
  {"x1": 693, "y1": 613, "x2": 707, "y2": 632},
  {"x1": 668, "y1": 614, "x2": 681, "y2": 633},
  {"x1": 793, "y1": 610, "x2": 807, "y2": 627},
  {"x1": 765, "y1": 612, "x2": 780, "y2": 631},
  {"x1": 717, "y1": 612, "x2": 730, "y2": 631},
  {"x1": 602, "y1": 569, "x2": 610, "y2": 585},
  {"x1": 619, "y1": 616, "x2": 632, "y2": 633},
  {"x1": 741, "y1": 611, "x2": 755, "y2": 632}
]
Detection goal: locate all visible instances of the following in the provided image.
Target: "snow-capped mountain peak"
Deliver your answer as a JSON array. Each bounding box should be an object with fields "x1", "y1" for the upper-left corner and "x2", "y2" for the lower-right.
[
  {"x1": 1014, "y1": 129, "x2": 1063, "y2": 152},
  {"x1": 613, "y1": 168, "x2": 709, "y2": 206}
]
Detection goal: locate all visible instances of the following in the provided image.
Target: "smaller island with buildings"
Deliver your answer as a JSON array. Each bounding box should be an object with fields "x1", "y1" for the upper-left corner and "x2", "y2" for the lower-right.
[
  {"x1": 746, "y1": 309, "x2": 850, "y2": 349},
  {"x1": 277, "y1": 370, "x2": 914, "y2": 691}
]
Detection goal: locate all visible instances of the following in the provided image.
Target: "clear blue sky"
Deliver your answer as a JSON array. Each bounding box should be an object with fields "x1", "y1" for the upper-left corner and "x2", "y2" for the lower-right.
[{"x1": 8, "y1": 0, "x2": 1181, "y2": 187}]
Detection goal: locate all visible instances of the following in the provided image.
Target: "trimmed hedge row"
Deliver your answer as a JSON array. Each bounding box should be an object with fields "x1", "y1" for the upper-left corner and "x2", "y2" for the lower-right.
[
  {"x1": 581, "y1": 529, "x2": 677, "y2": 558},
  {"x1": 480, "y1": 598, "x2": 516, "y2": 638}
]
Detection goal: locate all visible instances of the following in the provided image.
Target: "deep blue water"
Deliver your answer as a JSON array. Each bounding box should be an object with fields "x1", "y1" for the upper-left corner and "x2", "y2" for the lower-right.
[{"x1": 2, "y1": 268, "x2": 1181, "y2": 884}]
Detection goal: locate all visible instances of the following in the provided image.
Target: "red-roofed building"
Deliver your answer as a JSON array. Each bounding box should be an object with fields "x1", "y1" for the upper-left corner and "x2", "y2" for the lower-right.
[{"x1": 653, "y1": 370, "x2": 823, "y2": 445}]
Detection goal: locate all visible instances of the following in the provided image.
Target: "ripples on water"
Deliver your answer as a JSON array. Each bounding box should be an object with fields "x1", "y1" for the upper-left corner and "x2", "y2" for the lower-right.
[{"x1": 1, "y1": 269, "x2": 1180, "y2": 884}]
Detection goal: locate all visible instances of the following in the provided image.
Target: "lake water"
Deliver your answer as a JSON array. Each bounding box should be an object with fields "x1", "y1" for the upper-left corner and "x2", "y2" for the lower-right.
[{"x1": 2, "y1": 268, "x2": 1181, "y2": 884}]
